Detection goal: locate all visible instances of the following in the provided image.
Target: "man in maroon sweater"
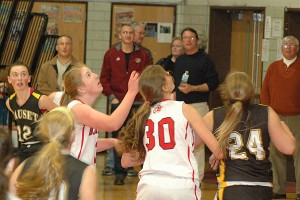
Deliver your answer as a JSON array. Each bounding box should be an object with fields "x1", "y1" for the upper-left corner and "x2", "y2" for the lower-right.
[
  {"x1": 261, "y1": 35, "x2": 300, "y2": 200},
  {"x1": 100, "y1": 23, "x2": 152, "y2": 185}
]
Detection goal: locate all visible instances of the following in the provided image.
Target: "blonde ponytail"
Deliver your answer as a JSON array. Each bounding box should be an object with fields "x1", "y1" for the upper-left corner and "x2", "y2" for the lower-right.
[
  {"x1": 16, "y1": 107, "x2": 74, "y2": 199},
  {"x1": 216, "y1": 72, "x2": 254, "y2": 159},
  {"x1": 121, "y1": 65, "x2": 168, "y2": 162},
  {"x1": 16, "y1": 140, "x2": 65, "y2": 199},
  {"x1": 215, "y1": 101, "x2": 243, "y2": 158}
]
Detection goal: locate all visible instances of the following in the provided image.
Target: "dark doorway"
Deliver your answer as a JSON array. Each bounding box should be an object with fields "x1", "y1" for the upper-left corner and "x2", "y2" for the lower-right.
[
  {"x1": 284, "y1": 8, "x2": 300, "y2": 57},
  {"x1": 208, "y1": 6, "x2": 265, "y2": 109}
]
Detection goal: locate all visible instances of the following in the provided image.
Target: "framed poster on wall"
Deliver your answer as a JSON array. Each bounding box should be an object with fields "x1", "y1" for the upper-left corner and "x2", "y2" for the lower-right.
[
  {"x1": 111, "y1": 3, "x2": 176, "y2": 63},
  {"x1": 32, "y1": 1, "x2": 87, "y2": 63}
]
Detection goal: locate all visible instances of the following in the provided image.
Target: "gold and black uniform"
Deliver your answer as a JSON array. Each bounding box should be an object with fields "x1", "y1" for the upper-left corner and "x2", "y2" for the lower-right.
[
  {"x1": 9, "y1": 88, "x2": 44, "y2": 162},
  {"x1": 213, "y1": 104, "x2": 273, "y2": 200}
]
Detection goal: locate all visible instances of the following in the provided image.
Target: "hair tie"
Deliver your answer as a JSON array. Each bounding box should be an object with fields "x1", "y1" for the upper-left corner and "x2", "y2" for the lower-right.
[{"x1": 145, "y1": 100, "x2": 150, "y2": 104}]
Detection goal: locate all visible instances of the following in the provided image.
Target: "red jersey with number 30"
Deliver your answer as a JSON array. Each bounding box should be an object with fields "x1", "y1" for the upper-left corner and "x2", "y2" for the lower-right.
[{"x1": 140, "y1": 100, "x2": 198, "y2": 180}]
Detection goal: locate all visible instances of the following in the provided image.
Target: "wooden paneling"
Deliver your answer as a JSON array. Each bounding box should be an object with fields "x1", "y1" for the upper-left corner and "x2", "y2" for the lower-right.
[
  {"x1": 32, "y1": 1, "x2": 86, "y2": 63},
  {"x1": 230, "y1": 11, "x2": 263, "y2": 80}
]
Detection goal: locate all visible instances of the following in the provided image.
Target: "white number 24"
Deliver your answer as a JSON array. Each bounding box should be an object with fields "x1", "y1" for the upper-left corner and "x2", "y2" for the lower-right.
[{"x1": 228, "y1": 129, "x2": 266, "y2": 160}]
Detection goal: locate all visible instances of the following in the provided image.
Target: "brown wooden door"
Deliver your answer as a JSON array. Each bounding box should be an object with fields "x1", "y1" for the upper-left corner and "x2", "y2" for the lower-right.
[{"x1": 209, "y1": 7, "x2": 265, "y2": 109}]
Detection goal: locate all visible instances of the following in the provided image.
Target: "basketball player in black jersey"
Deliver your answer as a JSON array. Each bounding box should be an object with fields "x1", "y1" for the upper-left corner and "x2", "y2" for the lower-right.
[
  {"x1": 6, "y1": 61, "x2": 57, "y2": 164},
  {"x1": 203, "y1": 72, "x2": 295, "y2": 200}
]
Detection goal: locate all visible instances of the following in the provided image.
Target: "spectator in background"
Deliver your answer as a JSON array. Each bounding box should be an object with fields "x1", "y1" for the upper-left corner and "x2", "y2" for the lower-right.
[
  {"x1": 103, "y1": 22, "x2": 154, "y2": 177},
  {"x1": 131, "y1": 21, "x2": 153, "y2": 64},
  {"x1": 47, "y1": 66, "x2": 78, "y2": 106},
  {"x1": 37, "y1": 35, "x2": 84, "y2": 95},
  {"x1": 6, "y1": 61, "x2": 57, "y2": 164},
  {"x1": 100, "y1": 23, "x2": 151, "y2": 185},
  {"x1": 260, "y1": 35, "x2": 300, "y2": 200},
  {"x1": 174, "y1": 27, "x2": 219, "y2": 185},
  {"x1": 156, "y1": 37, "x2": 184, "y2": 75}
]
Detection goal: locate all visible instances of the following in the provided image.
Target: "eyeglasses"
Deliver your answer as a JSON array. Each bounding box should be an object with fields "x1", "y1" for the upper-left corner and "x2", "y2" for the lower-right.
[
  {"x1": 182, "y1": 36, "x2": 196, "y2": 41},
  {"x1": 136, "y1": 31, "x2": 146, "y2": 36},
  {"x1": 282, "y1": 44, "x2": 297, "y2": 49}
]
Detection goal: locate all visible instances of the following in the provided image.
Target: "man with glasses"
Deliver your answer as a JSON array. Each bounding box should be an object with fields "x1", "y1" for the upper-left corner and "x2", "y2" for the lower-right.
[
  {"x1": 173, "y1": 27, "x2": 219, "y2": 186},
  {"x1": 132, "y1": 21, "x2": 153, "y2": 64},
  {"x1": 100, "y1": 23, "x2": 152, "y2": 185},
  {"x1": 261, "y1": 35, "x2": 300, "y2": 200},
  {"x1": 37, "y1": 35, "x2": 83, "y2": 95}
]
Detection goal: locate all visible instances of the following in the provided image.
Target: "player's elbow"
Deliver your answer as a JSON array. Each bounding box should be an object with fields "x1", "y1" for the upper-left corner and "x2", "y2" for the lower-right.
[
  {"x1": 105, "y1": 123, "x2": 121, "y2": 132},
  {"x1": 281, "y1": 140, "x2": 296, "y2": 155}
]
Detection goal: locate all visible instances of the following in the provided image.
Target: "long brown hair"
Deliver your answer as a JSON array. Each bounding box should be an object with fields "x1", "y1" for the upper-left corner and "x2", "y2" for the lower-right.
[
  {"x1": 121, "y1": 65, "x2": 169, "y2": 161},
  {"x1": 16, "y1": 107, "x2": 75, "y2": 199},
  {"x1": 60, "y1": 66, "x2": 83, "y2": 106},
  {"x1": 215, "y1": 72, "x2": 255, "y2": 158}
]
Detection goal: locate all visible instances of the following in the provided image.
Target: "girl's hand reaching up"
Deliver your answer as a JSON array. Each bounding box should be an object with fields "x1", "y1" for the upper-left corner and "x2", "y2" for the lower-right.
[{"x1": 127, "y1": 71, "x2": 140, "y2": 95}]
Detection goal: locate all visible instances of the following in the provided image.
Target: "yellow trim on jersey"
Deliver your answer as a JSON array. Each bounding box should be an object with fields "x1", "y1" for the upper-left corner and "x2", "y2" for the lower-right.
[
  {"x1": 216, "y1": 159, "x2": 272, "y2": 199},
  {"x1": 217, "y1": 160, "x2": 226, "y2": 200},
  {"x1": 9, "y1": 93, "x2": 16, "y2": 100},
  {"x1": 32, "y1": 92, "x2": 41, "y2": 99},
  {"x1": 258, "y1": 103, "x2": 268, "y2": 107},
  {"x1": 217, "y1": 160, "x2": 227, "y2": 188},
  {"x1": 218, "y1": 187, "x2": 225, "y2": 200}
]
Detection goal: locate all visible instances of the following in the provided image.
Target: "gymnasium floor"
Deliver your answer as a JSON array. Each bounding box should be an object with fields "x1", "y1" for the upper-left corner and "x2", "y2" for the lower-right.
[
  {"x1": 96, "y1": 153, "x2": 297, "y2": 200},
  {"x1": 96, "y1": 152, "x2": 218, "y2": 200},
  {"x1": 2, "y1": 126, "x2": 296, "y2": 200}
]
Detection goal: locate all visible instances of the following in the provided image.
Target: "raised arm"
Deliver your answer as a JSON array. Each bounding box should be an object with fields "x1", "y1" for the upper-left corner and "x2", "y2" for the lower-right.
[
  {"x1": 268, "y1": 106, "x2": 295, "y2": 155},
  {"x1": 73, "y1": 71, "x2": 139, "y2": 131}
]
